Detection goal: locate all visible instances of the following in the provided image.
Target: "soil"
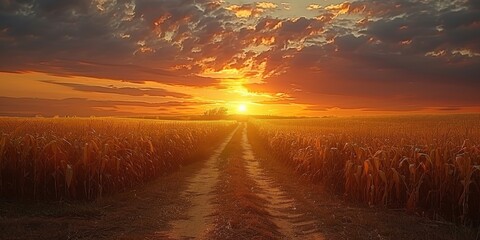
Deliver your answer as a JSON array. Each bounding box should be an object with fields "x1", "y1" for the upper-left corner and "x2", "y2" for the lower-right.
[{"x1": 0, "y1": 123, "x2": 478, "y2": 240}]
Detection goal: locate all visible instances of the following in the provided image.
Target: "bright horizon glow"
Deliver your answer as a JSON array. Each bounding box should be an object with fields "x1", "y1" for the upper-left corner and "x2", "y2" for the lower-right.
[{"x1": 238, "y1": 104, "x2": 247, "y2": 114}]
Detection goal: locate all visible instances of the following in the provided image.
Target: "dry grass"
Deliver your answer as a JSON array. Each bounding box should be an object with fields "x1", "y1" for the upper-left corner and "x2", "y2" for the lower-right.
[
  {"x1": 249, "y1": 115, "x2": 480, "y2": 226},
  {"x1": 0, "y1": 117, "x2": 236, "y2": 201}
]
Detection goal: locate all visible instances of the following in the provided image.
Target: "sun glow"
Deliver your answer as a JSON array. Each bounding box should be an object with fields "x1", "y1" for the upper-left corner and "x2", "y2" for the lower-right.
[{"x1": 238, "y1": 104, "x2": 247, "y2": 113}]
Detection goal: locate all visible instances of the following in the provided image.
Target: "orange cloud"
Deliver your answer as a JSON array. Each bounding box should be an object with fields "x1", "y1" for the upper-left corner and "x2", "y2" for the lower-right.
[
  {"x1": 256, "y1": 2, "x2": 278, "y2": 9},
  {"x1": 325, "y1": 2, "x2": 352, "y2": 15},
  {"x1": 0, "y1": 97, "x2": 212, "y2": 117},
  {"x1": 226, "y1": 4, "x2": 263, "y2": 18},
  {"x1": 307, "y1": 4, "x2": 322, "y2": 10},
  {"x1": 42, "y1": 81, "x2": 192, "y2": 99},
  {"x1": 226, "y1": 2, "x2": 278, "y2": 18}
]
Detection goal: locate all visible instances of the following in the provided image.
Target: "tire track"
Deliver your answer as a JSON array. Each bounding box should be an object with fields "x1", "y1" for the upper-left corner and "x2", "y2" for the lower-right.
[
  {"x1": 240, "y1": 124, "x2": 325, "y2": 240},
  {"x1": 163, "y1": 126, "x2": 239, "y2": 239}
]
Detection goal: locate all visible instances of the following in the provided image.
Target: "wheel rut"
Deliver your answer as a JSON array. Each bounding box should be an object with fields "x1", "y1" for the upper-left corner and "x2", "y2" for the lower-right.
[
  {"x1": 161, "y1": 126, "x2": 239, "y2": 239},
  {"x1": 240, "y1": 124, "x2": 325, "y2": 240}
]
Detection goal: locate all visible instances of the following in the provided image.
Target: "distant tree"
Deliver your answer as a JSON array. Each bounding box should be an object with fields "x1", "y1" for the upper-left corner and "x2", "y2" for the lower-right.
[{"x1": 203, "y1": 107, "x2": 228, "y2": 120}]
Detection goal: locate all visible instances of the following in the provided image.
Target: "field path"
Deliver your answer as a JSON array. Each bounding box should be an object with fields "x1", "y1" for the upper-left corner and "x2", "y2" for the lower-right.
[
  {"x1": 241, "y1": 124, "x2": 325, "y2": 239},
  {"x1": 161, "y1": 123, "x2": 325, "y2": 239},
  {"x1": 163, "y1": 125, "x2": 239, "y2": 239}
]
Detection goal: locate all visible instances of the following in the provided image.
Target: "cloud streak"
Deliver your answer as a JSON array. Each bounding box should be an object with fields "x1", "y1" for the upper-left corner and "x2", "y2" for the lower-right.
[
  {"x1": 42, "y1": 80, "x2": 192, "y2": 98},
  {"x1": 0, "y1": 96, "x2": 211, "y2": 117}
]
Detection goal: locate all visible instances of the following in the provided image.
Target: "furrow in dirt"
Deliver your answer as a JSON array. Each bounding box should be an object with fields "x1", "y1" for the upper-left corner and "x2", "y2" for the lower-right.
[{"x1": 240, "y1": 124, "x2": 325, "y2": 240}]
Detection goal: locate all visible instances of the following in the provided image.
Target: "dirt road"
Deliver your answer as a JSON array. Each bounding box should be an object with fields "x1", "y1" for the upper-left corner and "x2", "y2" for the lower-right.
[
  {"x1": 0, "y1": 124, "x2": 475, "y2": 240},
  {"x1": 163, "y1": 126, "x2": 238, "y2": 239}
]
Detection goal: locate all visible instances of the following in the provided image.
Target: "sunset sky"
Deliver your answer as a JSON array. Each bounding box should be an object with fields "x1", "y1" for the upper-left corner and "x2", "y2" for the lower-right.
[{"x1": 1, "y1": 0, "x2": 479, "y2": 116}]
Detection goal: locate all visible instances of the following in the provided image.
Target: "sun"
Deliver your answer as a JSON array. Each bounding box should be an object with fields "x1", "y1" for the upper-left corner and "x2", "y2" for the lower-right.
[{"x1": 238, "y1": 104, "x2": 247, "y2": 113}]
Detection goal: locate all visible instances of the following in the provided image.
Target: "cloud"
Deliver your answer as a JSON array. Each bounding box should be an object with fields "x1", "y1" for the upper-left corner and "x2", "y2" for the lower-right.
[
  {"x1": 307, "y1": 4, "x2": 322, "y2": 10},
  {"x1": 324, "y1": 2, "x2": 352, "y2": 15},
  {"x1": 281, "y1": 3, "x2": 291, "y2": 10},
  {"x1": 0, "y1": 96, "x2": 211, "y2": 117},
  {"x1": 257, "y1": 2, "x2": 278, "y2": 9},
  {"x1": 225, "y1": 3, "x2": 277, "y2": 18},
  {"x1": 438, "y1": 107, "x2": 462, "y2": 111},
  {"x1": 0, "y1": 0, "x2": 246, "y2": 86},
  {"x1": 42, "y1": 80, "x2": 192, "y2": 98},
  {"x1": 245, "y1": 0, "x2": 480, "y2": 111}
]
